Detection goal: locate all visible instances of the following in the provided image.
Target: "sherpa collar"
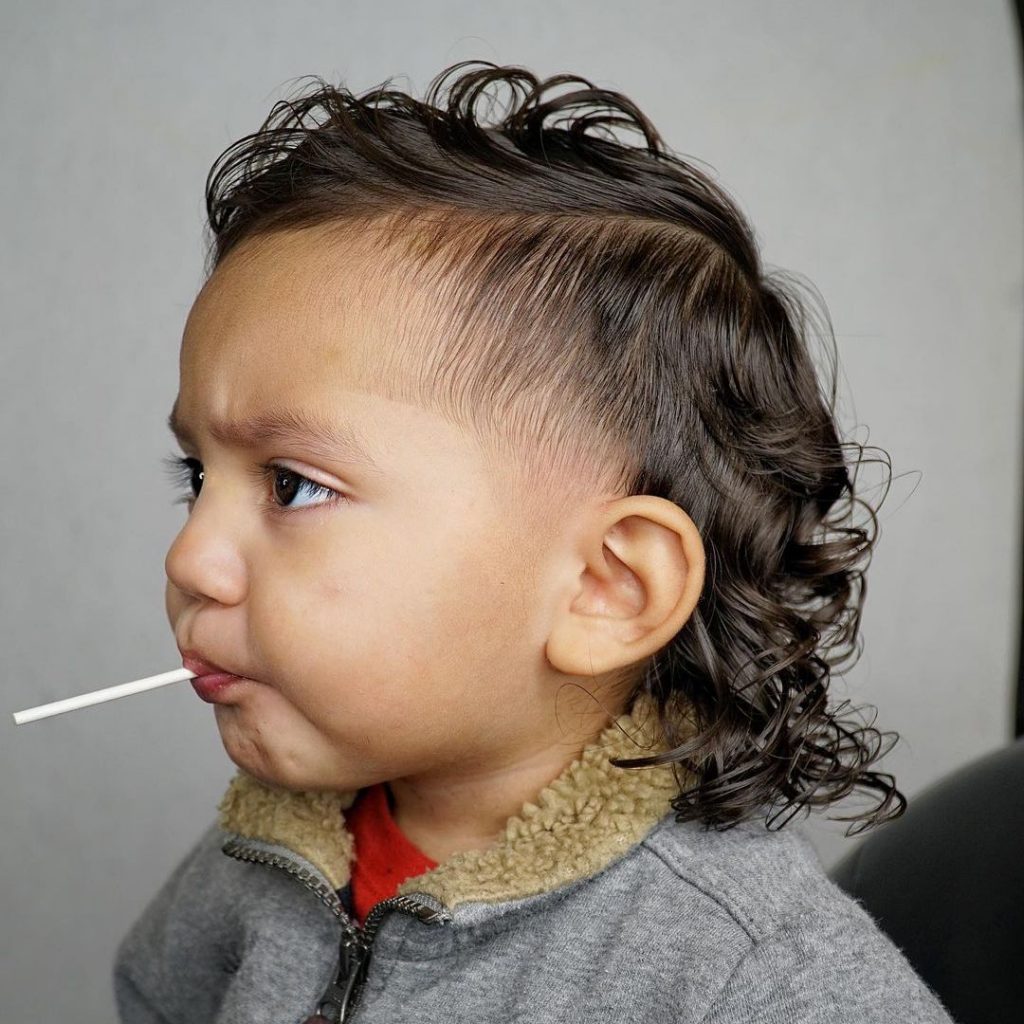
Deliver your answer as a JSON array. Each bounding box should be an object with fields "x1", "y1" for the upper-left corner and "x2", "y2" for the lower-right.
[{"x1": 216, "y1": 694, "x2": 692, "y2": 909}]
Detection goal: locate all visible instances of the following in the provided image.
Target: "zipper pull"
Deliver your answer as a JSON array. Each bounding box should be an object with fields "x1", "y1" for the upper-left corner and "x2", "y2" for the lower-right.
[
  {"x1": 313, "y1": 892, "x2": 451, "y2": 1022},
  {"x1": 308, "y1": 936, "x2": 370, "y2": 1023},
  {"x1": 303, "y1": 946, "x2": 368, "y2": 1019}
]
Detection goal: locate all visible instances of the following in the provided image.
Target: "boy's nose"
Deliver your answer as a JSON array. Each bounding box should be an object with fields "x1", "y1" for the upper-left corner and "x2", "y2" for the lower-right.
[{"x1": 164, "y1": 497, "x2": 248, "y2": 607}]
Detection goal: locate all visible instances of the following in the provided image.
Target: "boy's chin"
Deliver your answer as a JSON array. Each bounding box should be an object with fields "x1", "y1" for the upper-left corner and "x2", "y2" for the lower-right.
[
  {"x1": 237, "y1": 764, "x2": 292, "y2": 792},
  {"x1": 220, "y1": 746, "x2": 350, "y2": 796},
  {"x1": 211, "y1": 713, "x2": 376, "y2": 794}
]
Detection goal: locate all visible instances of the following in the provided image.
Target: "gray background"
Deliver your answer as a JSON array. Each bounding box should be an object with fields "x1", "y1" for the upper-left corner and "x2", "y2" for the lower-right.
[{"x1": 2, "y1": 2, "x2": 1021, "y2": 1020}]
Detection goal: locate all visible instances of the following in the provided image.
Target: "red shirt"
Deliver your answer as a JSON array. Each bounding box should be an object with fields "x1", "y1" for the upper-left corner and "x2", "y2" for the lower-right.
[{"x1": 345, "y1": 782, "x2": 438, "y2": 926}]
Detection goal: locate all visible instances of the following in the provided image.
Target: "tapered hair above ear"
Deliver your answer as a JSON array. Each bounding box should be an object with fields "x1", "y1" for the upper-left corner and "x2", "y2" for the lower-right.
[{"x1": 200, "y1": 60, "x2": 904, "y2": 837}]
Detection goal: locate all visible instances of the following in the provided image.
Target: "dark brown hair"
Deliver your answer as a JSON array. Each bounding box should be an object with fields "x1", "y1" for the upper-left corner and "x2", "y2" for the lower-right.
[{"x1": 200, "y1": 60, "x2": 905, "y2": 836}]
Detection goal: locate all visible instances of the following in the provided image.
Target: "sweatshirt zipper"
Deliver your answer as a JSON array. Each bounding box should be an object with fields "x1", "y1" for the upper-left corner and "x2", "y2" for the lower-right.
[{"x1": 221, "y1": 835, "x2": 451, "y2": 1023}]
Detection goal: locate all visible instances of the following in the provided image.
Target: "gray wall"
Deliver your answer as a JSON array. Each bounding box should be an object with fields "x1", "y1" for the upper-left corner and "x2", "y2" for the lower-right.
[{"x1": 2, "y1": 2, "x2": 1021, "y2": 1020}]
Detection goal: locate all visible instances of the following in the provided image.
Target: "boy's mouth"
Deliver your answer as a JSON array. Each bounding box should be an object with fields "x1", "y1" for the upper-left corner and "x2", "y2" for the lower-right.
[{"x1": 180, "y1": 649, "x2": 252, "y2": 702}]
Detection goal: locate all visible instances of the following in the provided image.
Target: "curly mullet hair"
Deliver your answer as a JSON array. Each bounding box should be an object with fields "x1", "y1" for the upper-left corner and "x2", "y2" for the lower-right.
[{"x1": 200, "y1": 59, "x2": 906, "y2": 837}]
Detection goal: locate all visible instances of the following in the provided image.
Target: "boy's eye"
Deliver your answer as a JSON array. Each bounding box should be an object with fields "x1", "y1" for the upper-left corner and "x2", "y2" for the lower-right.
[{"x1": 159, "y1": 453, "x2": 347, "y2": 516}]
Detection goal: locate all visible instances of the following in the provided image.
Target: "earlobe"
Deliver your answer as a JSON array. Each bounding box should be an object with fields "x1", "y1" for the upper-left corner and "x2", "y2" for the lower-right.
[{"x1": 545, "y1": 495, "x2": 705, "y2": 679}]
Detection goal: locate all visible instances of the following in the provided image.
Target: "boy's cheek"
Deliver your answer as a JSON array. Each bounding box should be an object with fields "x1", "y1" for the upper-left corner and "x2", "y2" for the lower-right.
[{"x1": 165, "y1": 579, "x2": 185, "y2": 630}]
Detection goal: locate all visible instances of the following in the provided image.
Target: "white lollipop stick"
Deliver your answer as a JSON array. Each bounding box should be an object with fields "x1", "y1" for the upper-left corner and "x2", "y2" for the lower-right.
[{"x1": 11, "y1": 667, "x2": 197, "y2": 725}]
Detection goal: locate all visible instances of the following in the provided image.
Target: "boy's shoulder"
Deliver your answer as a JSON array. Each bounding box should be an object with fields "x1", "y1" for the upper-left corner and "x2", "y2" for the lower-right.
[
  {"x1": 625, "y1": 814, "x2": 955, "y2": 1022},
  {"x1": 638, "y1": 811, "x2": 860, "y2": 942}
]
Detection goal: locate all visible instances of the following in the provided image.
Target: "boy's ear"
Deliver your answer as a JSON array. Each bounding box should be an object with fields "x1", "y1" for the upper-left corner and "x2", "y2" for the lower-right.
[{"x1": 545, "y1": 495, "x2": 705, "y2": 678}]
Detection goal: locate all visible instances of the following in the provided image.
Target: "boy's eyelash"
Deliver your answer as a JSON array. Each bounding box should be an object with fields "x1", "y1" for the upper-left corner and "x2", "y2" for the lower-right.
[{"x1": 159, "y1": 452, "x2": 347, "y2": 516}]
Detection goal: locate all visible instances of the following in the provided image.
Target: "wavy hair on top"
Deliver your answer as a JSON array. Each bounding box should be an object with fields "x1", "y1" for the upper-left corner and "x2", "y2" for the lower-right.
[{"x1": 201, "y1": 59, "x2": 906, "y2": 836}]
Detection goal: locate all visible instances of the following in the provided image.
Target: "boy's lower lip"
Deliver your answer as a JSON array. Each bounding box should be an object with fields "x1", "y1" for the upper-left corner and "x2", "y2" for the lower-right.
[{"x1": 190, "y1": 674, "x2": 246, "y2": 703}]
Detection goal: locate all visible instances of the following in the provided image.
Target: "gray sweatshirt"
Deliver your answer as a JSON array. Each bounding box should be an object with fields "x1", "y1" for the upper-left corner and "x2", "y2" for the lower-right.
[{"x1": 112, "y1": 697, "x2": 957, "y2": 1023}]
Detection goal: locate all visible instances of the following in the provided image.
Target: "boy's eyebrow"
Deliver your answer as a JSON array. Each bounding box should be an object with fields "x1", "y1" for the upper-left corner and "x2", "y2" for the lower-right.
[{"x1": 166, "y1": 398, "x2": 380, "y2": 469}]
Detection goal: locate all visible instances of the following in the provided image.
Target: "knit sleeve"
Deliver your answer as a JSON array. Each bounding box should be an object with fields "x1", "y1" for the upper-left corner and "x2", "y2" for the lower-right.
[{"x1": 696, "y1": 907, "x2": 958, "y2": 1024}]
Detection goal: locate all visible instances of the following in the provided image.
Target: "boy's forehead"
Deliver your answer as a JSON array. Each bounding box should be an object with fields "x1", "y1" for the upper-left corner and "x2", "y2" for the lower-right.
[
  {"x1": 188, "y1": 231, "x2": 386, "y2": 358},
  {"x1": 180, "y1": 226, "x2": 434, "y2": 404}
]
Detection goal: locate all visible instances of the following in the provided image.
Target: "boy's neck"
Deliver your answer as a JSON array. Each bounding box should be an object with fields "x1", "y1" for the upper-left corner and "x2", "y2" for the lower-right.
[
  {"x1": 385, "y1": 708, "x2": 619, "y2": 865},
  {"x1": 384, "y1": 749, "x2": 566, "y2": 864}
]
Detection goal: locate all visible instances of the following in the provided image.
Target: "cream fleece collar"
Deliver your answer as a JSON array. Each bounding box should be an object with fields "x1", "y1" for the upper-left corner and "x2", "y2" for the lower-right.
[{"x1": 216, "y1": 694, "x2": 691, "y2": 909}]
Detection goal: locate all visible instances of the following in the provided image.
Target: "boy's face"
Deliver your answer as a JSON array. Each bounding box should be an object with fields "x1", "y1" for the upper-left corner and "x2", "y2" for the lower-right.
[{"x1": 165, "y1": 225, "x2": 592, "y2": 794}]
